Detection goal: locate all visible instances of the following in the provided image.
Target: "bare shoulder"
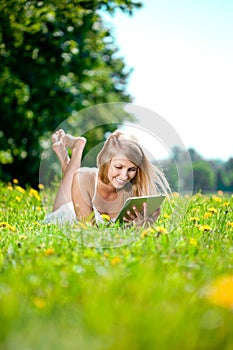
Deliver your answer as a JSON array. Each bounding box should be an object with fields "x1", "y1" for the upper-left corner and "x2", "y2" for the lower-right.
[
  {"x1": 73, "y1": 167, "x2": 97, "y2": 181},
  {"x1": 72, "y1": 168, "x2": 97, "y2": 198}
]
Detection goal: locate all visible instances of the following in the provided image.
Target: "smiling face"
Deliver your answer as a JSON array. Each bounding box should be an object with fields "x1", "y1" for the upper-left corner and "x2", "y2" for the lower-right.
[{"x1": 107, "y1": 157, "x2": 138, "y2": 189}]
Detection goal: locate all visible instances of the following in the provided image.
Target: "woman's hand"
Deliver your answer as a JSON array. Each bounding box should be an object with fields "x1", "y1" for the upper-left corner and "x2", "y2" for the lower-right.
[{"x1": 123, "y1": 202, "x2": 161, "y2": 227}]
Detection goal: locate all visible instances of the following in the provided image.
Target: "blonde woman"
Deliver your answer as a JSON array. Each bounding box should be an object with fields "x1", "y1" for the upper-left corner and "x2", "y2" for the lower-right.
[{"x1": 44, "y1": 129, "x2": 170, "y2": 226}]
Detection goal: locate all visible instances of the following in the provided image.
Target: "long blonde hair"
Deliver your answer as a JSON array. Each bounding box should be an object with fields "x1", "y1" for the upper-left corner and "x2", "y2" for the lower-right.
[{"x1": 97, "y1": 130, "x2": 171, "y2": 197}]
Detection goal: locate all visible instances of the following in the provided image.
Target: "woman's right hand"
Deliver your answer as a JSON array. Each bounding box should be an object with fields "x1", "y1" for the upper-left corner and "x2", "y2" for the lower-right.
[{"x1": 123, "y1": 202, "x2": 161, "y2": 227}]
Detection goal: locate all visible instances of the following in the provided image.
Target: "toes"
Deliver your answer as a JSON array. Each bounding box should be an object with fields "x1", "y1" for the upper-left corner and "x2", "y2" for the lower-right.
[{"x1": 52, "y1": 132, "x2": 59, "y2": 144}]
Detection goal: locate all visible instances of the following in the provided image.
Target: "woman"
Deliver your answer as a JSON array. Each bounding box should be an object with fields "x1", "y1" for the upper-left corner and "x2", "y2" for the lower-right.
[{"x1": 44, "y1": 128, "x2": 170, "y2": 226}]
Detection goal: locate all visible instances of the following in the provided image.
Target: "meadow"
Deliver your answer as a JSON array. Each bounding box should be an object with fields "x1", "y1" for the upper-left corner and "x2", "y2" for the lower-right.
[{"x1": 0, "y1": 180, "x2": 233, "y2": 350}]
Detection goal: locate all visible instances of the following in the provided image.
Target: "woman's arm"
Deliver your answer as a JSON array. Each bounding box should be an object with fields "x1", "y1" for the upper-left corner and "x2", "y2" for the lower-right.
[{"x1": 71, "y1": 169, "x2": 94, "y2": 223}]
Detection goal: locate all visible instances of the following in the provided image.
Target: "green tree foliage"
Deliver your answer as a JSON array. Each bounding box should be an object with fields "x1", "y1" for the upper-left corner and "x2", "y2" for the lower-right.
[
  {"x1": 192, "y1": 160, "x2": 216, "y2": 193},
  {"x1": 164, "y1": 147, "x2": 233, "y2": 193},
  {"x1": 0, "y1": 0, "x2": 142, "y2": 185},
  {"x1": 217, "y1": 158, "x2": 233, "y2": 192}
]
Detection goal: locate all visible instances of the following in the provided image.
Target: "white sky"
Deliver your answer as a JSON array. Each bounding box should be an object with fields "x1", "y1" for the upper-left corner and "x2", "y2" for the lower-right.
[{"x1": 103, "y1": 0, "x2": 233, "y2": 160}]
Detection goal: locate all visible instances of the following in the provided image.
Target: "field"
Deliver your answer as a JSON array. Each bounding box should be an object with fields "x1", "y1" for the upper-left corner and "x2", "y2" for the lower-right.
[{"x1": 1, "y1": 180, "x2": 233, "y2": 350}]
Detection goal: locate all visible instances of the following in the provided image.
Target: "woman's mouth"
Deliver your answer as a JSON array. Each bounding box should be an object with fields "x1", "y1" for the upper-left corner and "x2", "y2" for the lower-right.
[{"x1": 114, "y1": 178, "x2": 127, "y2": 186}]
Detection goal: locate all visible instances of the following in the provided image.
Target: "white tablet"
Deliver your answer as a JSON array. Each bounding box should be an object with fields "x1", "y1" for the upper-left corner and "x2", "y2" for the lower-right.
[{"x1": 115, "y1": 195, "x2": 166, "y2": 223}]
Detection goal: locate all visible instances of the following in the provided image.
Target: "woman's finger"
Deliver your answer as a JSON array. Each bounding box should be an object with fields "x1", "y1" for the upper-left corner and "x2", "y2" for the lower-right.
[
  {"x1": 151, "y1": 207, "x2": 161, "y2": 220},
  {"x1": 143, "y1": 202, "x2": 148, "y2": 221}
]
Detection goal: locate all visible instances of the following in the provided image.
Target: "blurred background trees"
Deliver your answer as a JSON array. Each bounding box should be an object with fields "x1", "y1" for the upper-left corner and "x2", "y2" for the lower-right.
[
  {"x1": 164, "y1": 147, "x2": 233, "y2": 194},
  {"x1": 0, "y1": 0, "x2": 232, "y2": 192},
  {"x1": 0, "y1": 0, "x2": 142, "y2": 185}
]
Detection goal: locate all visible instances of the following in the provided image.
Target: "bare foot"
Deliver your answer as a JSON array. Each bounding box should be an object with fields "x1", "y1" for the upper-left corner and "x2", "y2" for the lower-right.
[
  {"x1": 63, "y1": 133, "x2": 87, "y2": 150},
  {"x1": 52, "y1": 130, "x2": 70, "y2": 174}
]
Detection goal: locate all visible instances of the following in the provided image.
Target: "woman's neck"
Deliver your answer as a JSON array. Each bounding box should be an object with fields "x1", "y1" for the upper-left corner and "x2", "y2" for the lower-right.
[{"x1": 97, "y1": 178, "x2": 120, "y2": 201}]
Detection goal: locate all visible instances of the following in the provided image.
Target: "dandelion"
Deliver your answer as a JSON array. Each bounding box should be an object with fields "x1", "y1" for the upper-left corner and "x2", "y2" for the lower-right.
[
  {"x1": 0, "y1": 222, "x2": 17, "y2": 232},
  {"x1": 15, "y1": 196, "x2": 21, "y2": 202},
  {"x1": 208, "y1": 207, "x2": 217, "y2": 214},
  {"x1": 204, "y1": 212, "x2": 212, "y2": 218},
  {"x1": 163, "y1": 214, "x2": 171, "y2": 219},
  {"x1": 140, "y1": 227, "x2": 155, "y2": 239},
  {"x1": 223, "y1": 202, "x2": 229, "y2": 207},
  {"x1": 15, "y1": 185, "x2": 25, "y2": 194},
  {"x1": 199, "y1": 224, "x2": 212, "y2": 232},
  {"x1": 205, "y1": 275, "x2": 233, "y2": 309},
  {"x1": 111, "y1": 256, "x2": 121, "y2": 265},
  {"x1": 155, "y1": 226, "x2": 168, "y2": 234},
  {"x1": 34, "y1": 297, "x2": 46, "y2": 309},
  {"x1": 38, "y1": 183, "x2": 45, "y2": 190},
  {"x1": 12, "y1": 179, "x2": 19, "y2": 184},
  {"x1": 44, "y1": 248, "x2": 55, "y2": 256},
  {"x1": 190, "y1": 217, "x2": 200, "y2": 222},
  {"x1": 29, "y1": 188, "x2": 41, "y2": 201},
  {"x1": 7, "y1": 185, "x2": 13, "y2": 191},
  {"x1": 189, "y1": 237, "x2": 198, "y2": 247},
  {"x1": 227, "y1": 222, "x2": 233, "y2": 228},
  {"x1": 101, "y1": 214, "x2": 111, "y2": 222},
  {"x1": 212, "y1": 195, "x2": 222, "y2": 203}
]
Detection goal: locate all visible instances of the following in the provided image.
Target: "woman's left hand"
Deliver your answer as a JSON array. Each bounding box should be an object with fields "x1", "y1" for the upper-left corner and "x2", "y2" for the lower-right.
[{"x1": 123, "y1": 202, "x2": 161, "y2": 227}]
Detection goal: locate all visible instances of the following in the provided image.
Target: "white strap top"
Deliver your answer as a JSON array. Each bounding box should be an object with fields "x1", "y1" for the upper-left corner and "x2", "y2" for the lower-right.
[{"x1": 91, "y1": 170, "x2": 131, "y2": 225}]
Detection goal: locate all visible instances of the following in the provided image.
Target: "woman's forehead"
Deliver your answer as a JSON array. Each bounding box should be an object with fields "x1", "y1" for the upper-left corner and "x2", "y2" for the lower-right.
[{"x1": 111, "y1": 157, "x2": 137, "y2": 167}]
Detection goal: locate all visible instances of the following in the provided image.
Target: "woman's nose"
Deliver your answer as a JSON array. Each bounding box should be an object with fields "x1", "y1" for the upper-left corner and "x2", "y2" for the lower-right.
[{"x1": 120, "y1": 170, "x2": 128, "y2": 179}]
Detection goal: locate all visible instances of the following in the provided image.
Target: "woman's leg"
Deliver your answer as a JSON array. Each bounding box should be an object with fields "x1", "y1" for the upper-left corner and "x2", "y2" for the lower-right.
[
  {"x1": 52, "y1": 129, "x2": 70, "y2": 175},
  {"x1": 52, "y1": 131, "x2": 87, "y2": 211}
]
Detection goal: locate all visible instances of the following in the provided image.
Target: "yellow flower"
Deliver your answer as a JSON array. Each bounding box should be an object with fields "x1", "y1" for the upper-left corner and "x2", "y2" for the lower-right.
[
  {"x1": 212, "y1": 196, "x2": 222, "y2": 203},
  {"x1": 15, "y1": 185, "x2": 25, "y2": 194},
  {"x1": 204, "y1": 212, "x2": 212, "y2": 218},
  {"x1": 163, "y1": 214, "x2": 171, "y2": 219},
  {"x1": 223, "y1": 202, "x2": 229, "y2": 207},
  {"x1": 0, "y1": 222, "x2": 17, "y2": 232},
  {"x1": 190, "y1": 216, "x2": 200, "y2": 222},
  {"x1": 140, "y1": 228, "x2": 154, "y2": 239},
  {"x1": 208, "y1": 207, "x2": 217, "y2": 214},
  {"x1": 111, "y1": 256, "x2": 121, "y2": 265},
  {"x1": 34, "y1": 297, "x2": 46, "y2": 309},
  {"x1": 15, "y1": 196, "x2": 21, "y2": 202},
  {"x1": 44, "y1": 248, "x2": 55, "y2": 256},
  {"x1": 227, "y1": 222, "x2": 233, "y2": 228},
  {"x1": 199, "y1": 224, "x2": 212, "y2": 232},
  {"x1": 155, "y1": 226, "x2": 168, "y2": 234},
  {"x1": 13, "y1": 179, "x2": 19, "y2": 184},
  {"x1": 189, "y1": 237, "x2": 198, "y2": 247},
  {"x1": 101, "y1": 214, "x2": 111, "y2": 221},
  {"x1": 29, "y1": 188, "x2": 41, "y2": 201},
  {"x1": 38, "y1": 183, "x2": 45, "y2": 190},
  {"x1": 205, "y1": 275, "x2": 233, "y2": 309},
  {"x1": 7, "y1": 185, "x2": 13, "y2": 191}
]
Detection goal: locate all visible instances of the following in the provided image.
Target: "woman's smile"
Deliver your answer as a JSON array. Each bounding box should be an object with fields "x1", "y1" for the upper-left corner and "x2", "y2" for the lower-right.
[{"x1": 108, "y1": 157, "x2": 138, "y2": 189}]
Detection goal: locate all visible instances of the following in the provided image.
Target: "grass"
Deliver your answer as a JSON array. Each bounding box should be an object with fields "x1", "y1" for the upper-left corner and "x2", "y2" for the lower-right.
[{"x1": 0, "y1": 180, "x2": 233, "y2": 350}]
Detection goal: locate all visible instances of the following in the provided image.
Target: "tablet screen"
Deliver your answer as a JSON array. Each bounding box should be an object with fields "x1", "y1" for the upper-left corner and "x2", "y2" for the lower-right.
[{"x1": 116, "y1": 195, "x2": 166, "y2": 223}]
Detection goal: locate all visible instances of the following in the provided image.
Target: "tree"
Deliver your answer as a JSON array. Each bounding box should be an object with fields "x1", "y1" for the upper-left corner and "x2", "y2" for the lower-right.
[
  {"x1": 0, "y1": 0, "x2": 142, "y2": 185},
  {"x1": 192, "y1": 160, "x2": 216, "y2": 193}
]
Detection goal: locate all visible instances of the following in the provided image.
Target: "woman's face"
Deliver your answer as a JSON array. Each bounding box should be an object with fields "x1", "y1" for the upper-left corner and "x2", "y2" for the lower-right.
[{"x1": 107, "y1": 157, "x2": 138, "y2": 189}]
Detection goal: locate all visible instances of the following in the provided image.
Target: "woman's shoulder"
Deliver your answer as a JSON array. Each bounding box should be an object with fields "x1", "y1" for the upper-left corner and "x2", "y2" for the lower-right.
[
  {"x1": 73, "y1": 167, "x2": 97, "y2": 198},
  {"x1": 73, "y1": 167, "x2": 97, "y2": 183}
]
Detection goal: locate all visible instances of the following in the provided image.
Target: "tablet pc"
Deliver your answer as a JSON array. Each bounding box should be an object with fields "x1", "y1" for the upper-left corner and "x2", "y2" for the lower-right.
[{"x1": 116, "y1": 195, "x2": 166, "y2": 223}]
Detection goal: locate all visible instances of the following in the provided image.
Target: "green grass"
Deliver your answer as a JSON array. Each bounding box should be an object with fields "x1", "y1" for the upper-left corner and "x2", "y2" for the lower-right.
[{"x1": 1, "y1": 180, "x2": 233, "y2": 350}]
